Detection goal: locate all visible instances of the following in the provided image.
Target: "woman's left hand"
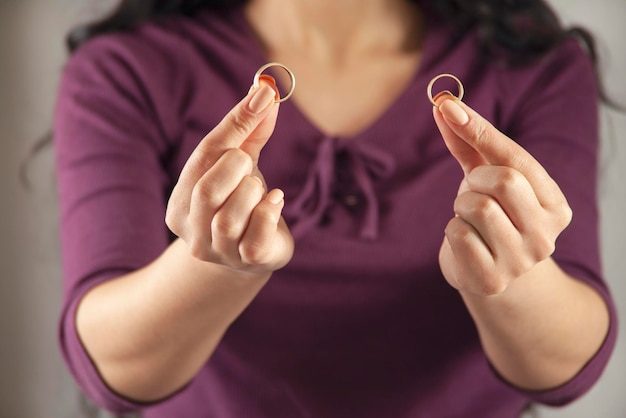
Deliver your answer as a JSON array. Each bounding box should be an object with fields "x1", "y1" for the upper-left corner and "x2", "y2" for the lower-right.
[{"x1": 433, "y1": 97, "x2": 573, "y2": 296}]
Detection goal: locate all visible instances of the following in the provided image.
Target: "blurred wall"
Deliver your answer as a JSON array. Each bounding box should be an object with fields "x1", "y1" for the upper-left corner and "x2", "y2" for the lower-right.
[
  {"x1": 538, "y1": 0, "x2": 626, "y2": 417},
  {"x1": 0, "y1": 1, "x2": 623, "y2": 417},
  {"x1": 0, "y1": 2, "x2": 80, "y2": 417}
]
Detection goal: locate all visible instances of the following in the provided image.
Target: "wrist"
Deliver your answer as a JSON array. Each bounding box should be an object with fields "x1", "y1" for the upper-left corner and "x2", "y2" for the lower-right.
[{"x1": 169, "y1": 238, "x2": 273, "y2": 282}]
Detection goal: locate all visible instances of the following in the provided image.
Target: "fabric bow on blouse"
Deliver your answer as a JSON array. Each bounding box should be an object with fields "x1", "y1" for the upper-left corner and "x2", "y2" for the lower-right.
[{"x1": 284, "y1": 136, "x2": 396, "y2": 240}]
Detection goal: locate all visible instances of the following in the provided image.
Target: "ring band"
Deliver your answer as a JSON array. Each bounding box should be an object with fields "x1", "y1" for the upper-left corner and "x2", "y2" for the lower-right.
[
  {"x1": 427, "y1": 73, "x2": 464, "y2": 107},
  {"x1": 253, "y1": 62, "x2": 296, "y2": 103}
]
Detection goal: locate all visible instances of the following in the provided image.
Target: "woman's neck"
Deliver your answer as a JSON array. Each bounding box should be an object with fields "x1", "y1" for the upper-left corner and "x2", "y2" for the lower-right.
[
  {"x1": 244, "y1": 0, "x2": 423, "y2": 63},
  {"x1": 243, "y1": 0, "x2": 425, "y2": 137}
]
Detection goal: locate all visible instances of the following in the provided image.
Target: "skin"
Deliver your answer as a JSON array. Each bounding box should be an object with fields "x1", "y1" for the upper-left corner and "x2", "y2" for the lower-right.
[{"x1": 75, "y1": 0, "x2": 610, "y2": 402}]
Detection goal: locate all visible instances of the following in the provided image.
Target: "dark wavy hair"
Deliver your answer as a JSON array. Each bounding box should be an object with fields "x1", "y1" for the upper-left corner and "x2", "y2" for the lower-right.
[{"x1": 66, "y1": 0, "x2": 598, "y2": 67}]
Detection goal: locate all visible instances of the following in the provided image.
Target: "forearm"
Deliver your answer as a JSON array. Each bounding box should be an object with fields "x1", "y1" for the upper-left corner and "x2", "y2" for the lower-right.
[
  {"x1": 76, "y1": 238, "x2": 271, "y2": 402},
  {"x1": 461, "y1": 257, "x2": 610, "y2": 391}
]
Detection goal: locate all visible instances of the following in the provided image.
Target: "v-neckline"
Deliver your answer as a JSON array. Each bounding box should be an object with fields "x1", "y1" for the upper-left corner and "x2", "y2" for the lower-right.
[{"x1": 233, "y1": 7, "x2": 444, "y2": 142}]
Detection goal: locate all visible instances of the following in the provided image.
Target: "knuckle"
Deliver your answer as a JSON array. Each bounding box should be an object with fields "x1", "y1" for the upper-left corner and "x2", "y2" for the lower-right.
[
  {"x1": 494, "y1": 168, "x2": 523, "y2": 195},
  {"x1": 534, "y1": 233, "x2": 556, "y2": 260},
  {"x1": 188, "y1": 238, "x2": 211, "y2": 262},
  {"x1": 225, "y1": 109, "x2": 256, "y2": 138},
  {"x1": 509, "y1": 256, "x2": 534, "y2": 279},
  {"x1": 164, "y1": 206, "x2": 180, "y2": 232},
  {"x1": 446, "y1": 218, "x2": 473, "y2": 246},
  {"x1": 556, "y1": 200, "x2": 573, "y2": 229},
  {"x1": 243, "y1": 179, "x2": 266, "y2": 206},
  {"x1": 240, "y1": 240, "x2": 270, "y2": 265},
  {"x1": 467, "y1": 195, "x2": 498, "y2": 223},
  {"x1": 525, "y1": 227, "x2": 555, "y2": 262},
  {"x1": 211, "y1": 211, "x2": 241, "y2": 240},
  {"x1": 165, "y1": 189, "x2": 187, "y2": 234},
  {"x1": 222, "y1": 148, "x2": 253, "y2": 172},
  {"x1": 191, "y1": 177, "x2": 222, "y2": 208},
  {"x1": 164, "y1": 212, "x2": 180, "y2": 236},
  {"x1": 481, "y1": 277, "x2": 507, "y2": 296}
]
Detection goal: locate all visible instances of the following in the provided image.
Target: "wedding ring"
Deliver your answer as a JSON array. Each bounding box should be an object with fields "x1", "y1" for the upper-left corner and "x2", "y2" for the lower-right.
[
  {"x1": 253, "y1": 62, "x2": 296, "y2": 103},
  {"x1": 427, "y1": 73, "x2": 464, "y2": 107}
]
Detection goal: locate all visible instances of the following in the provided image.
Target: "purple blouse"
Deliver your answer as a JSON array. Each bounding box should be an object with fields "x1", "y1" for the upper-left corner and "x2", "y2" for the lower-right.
[{"x1": 54, "y1": 7, "x2": 617, "y2": 418}]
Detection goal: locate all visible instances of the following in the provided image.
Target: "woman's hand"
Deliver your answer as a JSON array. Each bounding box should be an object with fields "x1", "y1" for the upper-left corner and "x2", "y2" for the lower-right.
[
  {"x1": 74, "y1": 81, "x2": 295, "y2": 401},
  {"x1": 433, "y1": 97, "x2": 573, "y2": 296},
  {"x1": 166, "y1": 80, "x2": 294, "y2": 275}
]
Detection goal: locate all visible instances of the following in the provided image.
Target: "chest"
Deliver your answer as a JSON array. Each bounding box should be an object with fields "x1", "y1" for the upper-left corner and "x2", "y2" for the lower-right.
[{"x1": 267, "y1": 51, "x2": 422, "y2": 138}]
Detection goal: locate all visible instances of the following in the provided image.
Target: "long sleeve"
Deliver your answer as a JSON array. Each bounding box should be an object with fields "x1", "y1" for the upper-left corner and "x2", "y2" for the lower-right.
[
  {"x1": 492, "y1": 38, "x2": 618, "y2": 406},
  {"x1": 54, "y1": 30, "x2": 187, "y2": 412}
]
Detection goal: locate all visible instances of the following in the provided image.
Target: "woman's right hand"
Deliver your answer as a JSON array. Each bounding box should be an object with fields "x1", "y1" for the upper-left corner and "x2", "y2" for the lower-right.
[{"x1": 166, "y1": 80, "x2": 294, "y2": 275}]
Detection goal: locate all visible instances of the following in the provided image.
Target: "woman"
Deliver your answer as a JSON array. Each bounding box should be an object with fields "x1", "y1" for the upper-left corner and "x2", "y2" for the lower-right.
[{"x1": 55, "y1": 0, "x2": 616, "y2": 416}]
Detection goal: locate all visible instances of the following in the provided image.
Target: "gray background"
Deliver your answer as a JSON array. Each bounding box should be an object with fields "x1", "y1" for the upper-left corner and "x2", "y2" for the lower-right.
[{"x1": 0, "y1": 1, "x2": 623, "y2": 417}]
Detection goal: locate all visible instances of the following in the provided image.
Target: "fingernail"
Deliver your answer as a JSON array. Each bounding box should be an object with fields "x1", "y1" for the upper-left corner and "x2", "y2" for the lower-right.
[
  {"x1": 267, "y1": 189, "x2": 284, "y2": 205},
  {"x1": 432, "y1": 90, "x2": 455, "y2": 106},
  {"x1": 248, "y1": 84, "x2": 276, "y2": 114},
  {"x1": 258, "y1": 75, "x2": 280, "y2": 100},
  {"x1": 439, "y1": 99, "x2": 469, "y2": 126}
]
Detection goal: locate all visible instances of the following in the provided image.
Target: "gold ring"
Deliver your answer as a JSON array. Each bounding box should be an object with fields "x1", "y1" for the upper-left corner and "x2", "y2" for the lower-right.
[
  {"x1": 253, "y1": 62, "x2": 296, "y2": 103},
  {"x1": 427, "y1": 73, "x2": 464, "y2": 107}
]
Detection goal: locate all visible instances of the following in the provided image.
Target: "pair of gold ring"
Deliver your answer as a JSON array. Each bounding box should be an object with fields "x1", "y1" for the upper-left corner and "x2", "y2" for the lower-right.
[{"x1": 253, "y1": 62, "x2": 464, "y2": 106}]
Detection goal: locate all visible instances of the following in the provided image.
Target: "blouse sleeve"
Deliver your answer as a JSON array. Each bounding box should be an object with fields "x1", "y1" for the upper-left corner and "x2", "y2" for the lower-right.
[
  {"x1": 54, "y1": 31, "x2": 187, "y2": 413},
  {"x1": 494, "y1": 38, "x2": 618, "y2": 406}
]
